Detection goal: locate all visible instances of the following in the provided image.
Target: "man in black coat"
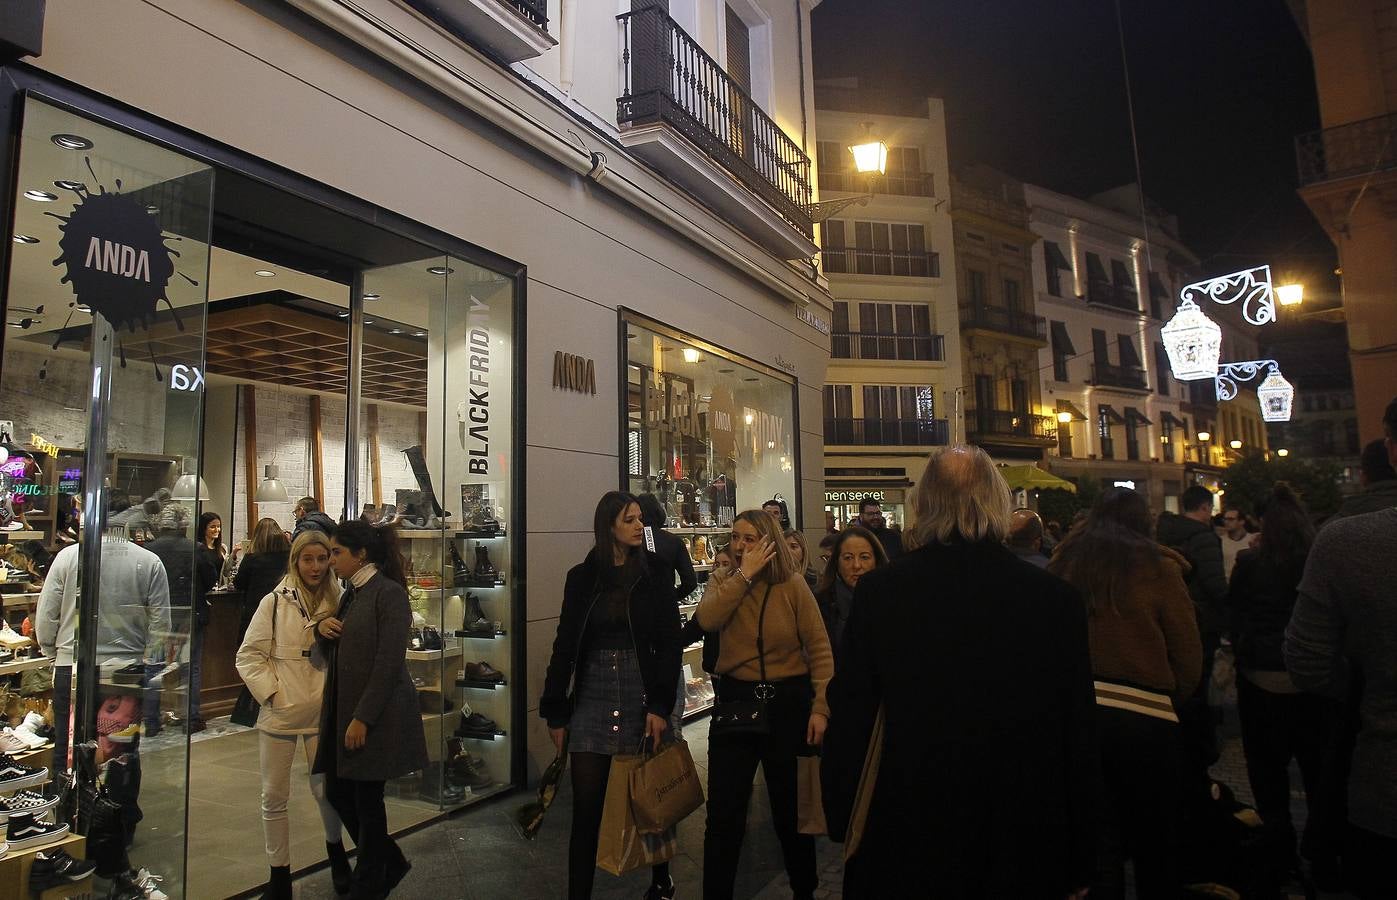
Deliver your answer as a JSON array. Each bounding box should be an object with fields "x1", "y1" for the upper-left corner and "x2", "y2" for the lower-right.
[
  {"x1": 855, "y1": 496, "x2": 903, "y2": 559},
  {"x1": 822, "y1": 446, "x2": 1096, "y2": 899}
]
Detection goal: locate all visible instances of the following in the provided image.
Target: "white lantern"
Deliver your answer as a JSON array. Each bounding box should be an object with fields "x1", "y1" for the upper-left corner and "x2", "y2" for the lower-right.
[
  {"x1": 1161, "y1": 300, "x2": 1223, "y2": 381},
  {"x1": 1257, "y1": 370, "x2": 1295, "y2": 422}
]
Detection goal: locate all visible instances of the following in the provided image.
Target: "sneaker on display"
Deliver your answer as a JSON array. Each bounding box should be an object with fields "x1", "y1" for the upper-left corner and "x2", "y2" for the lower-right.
[
  {"x1": 106, "y1": 721, "x2": 141, "y2": 744},
  {"x1": 5, "y1": 811, "x2": 69, "y2": 850},
  {"x1": 106, "y1": 869, "x2": 146, "y2": 900},
  {"x1": 134, "y1": 867, "x2": 168, "y2": 900},
  {"x1": 28, "y1": 849, "x2": 96, "y2": 890},
  {"x1": 111, "y1": 663, "x2": 145, "y2": 686},
  {"x1": 3, "y1": 727, "x2": 47, "y2": 751},
  {"x1": 0, "y1": 790, "x2": 58, "y2": 821},
  {"x1": 0, "y1": 732, "x2": 29, "y2": 756},
  {"x1": 0, "y1": 755, "x2": 46, "y2": 792}
]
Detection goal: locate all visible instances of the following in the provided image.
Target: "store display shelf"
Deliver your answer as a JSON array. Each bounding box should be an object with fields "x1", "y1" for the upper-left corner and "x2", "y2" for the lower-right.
[
  {"x1": 682, "y1": 699, "x2": 715, "y2": 721},
  {"x1": 399, "y1": 530, "x2": 507, "y2": 540},
  {"x1": 416, "y1": 581, "x2": 506, "y2": 594},
  {"x1": 455, "y1": 678, "x2": 507, "y2": 690},
  {"x1": 2, "y1": 594, "x2": 40, "y2": 610},
  {"x1": 669, "y1": 526, "x2": 729, "y2": 534},
  {"x1": 453, "y1": 629, "x2": 507, "y2": 640},
  {"x1": 405, "y1": 646, "x2": 463, "y2": 661},
  {"x1": 11, "y1": 746, "x2": 51, "y2": 768},
  {"x1": 0, "y1": 832, "x2": 87, "y2": 899},
  {"x1": 453, "y1": 728, "x2": 506, "y2": 742},
  {"x1": 0, "y1": 657, "x2": 50, "y2": 676},
  {"x1": 0, "y1": 531, "x2": 44, "y2": 542}
]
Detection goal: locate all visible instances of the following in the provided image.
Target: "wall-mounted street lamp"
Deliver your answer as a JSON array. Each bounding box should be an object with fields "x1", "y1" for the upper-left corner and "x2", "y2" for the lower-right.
[
  {"x1": 1197, "y1": 431, "x2": 1211, "y2": 442},
  {"x1": 1229, "y1": 439, "x2": 1244, "y2": 450},
  {"x1": 807, "y1": 123, "x2": 888, "y2": 224},
  {"x1": 1277, "y1": 448, "x2": 1290, "y2": 457},
  {"x1": 1276, "y1": 283, "x2": 1304, "y2": 306}
]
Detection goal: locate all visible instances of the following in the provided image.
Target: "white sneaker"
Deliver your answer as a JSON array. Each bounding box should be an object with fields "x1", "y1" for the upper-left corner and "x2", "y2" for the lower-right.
[
  {"x1": 12, "y1": 722, "x2": 49, "y2": 750},
  {"x1": 19, "y1": 712, "x2": 44, "y2": 732},
  {"x1": 135, "y1": 868, "x2": 168, "y2": 900},
  {"x1": 3, "y1": 728, "x2": 45, "y2": 752},
  {"x1": 0, "y1": 733, "x2": 27, "y2": 755}
]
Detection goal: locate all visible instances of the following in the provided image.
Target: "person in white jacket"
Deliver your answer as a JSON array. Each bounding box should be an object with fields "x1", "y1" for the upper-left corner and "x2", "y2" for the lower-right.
[{"x1": 235, "y1": 530, "x2": 351, "y2": 899}]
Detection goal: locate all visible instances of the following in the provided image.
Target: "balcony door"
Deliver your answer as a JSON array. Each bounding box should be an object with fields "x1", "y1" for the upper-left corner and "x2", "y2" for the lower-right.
[{"x1": 725, "y1": 5, "x2": 754, "y2": 164}]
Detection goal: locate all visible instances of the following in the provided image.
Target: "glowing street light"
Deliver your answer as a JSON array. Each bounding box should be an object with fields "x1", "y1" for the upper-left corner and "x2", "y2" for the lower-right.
[
  {"x1": 1257, "y1": 370, "x2": 1296, "y2": 422},
  {"x1": 1197, "y1": 431, "x2": 1211, "y2": 442},
  {"x1": 1277, "y1": 448, "x2": 1290, "y2": 457},
  {"x1": 1161, "y1": 300, "x2": 1224, "y2": 382},
  {"x1": 850, "y1": 136, "x2": 889, "y2": 175},
  {"x1": 1057, "y1": 411, "x2": 1073, "y2": 424},
  {"x1": 1229, "y1": 439, "x2": 1243, "y2": 450},
  {"x1": 1276, "y1": 283, "x2": 1304, "y2": 306}
]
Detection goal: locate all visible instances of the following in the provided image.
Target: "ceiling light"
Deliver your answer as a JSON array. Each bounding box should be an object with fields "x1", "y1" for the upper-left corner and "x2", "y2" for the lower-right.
[
  {"x1": 389, "y1": 328, "x2": 402, "y2": 334},
  {"x1": 413, "y1": 331, "x2": 427, "y2": 337},
  {"x1": 718, "y1": 368, "x2": 734, "y2": 374},
  {"x1": 145, "y1": 205, "x2": 159, "y2": 214},
  {"x1": 53, "y1": 180, "x2": 85, "y2": 192},
  {"x1": 362, "y1": 293, "x2": 380, "y2": 301},
  {"x1": 743, "y1": 377, "x2": 759, "y2": 382},
  {"x1": 254, "y1": 464, "x2": 289, "y2": 503},
  {"x1": 23, "y1": 190, "x2": 57, "y2": 202},
  {"x1": 52, "y1": 134, "x2": 93, "y2": 150},
  {"x1": 12, "y1": 235, "x2": 39, "y2": 244},
  {"x1": 338, "y1": 312, "x2": 349, "y2": 319},
  {"x1": 254, "y1": 270, "x2": 276, "y2": 277},
  {"x1": 364, "y1": 319, "x2": 375, "y2": 325},
  {"x1": 427, "y1": 266, "x2": 454, "y2": 276}
]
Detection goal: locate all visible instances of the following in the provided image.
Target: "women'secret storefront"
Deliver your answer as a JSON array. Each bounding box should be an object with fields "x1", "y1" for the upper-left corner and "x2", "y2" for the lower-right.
[{"x1": 0, "y1": 0, "x2": 830, "y2": 894}]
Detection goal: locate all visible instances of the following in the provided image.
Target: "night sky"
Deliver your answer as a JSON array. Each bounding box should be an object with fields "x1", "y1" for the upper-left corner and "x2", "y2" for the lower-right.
[{"x1": 810, "y1": 0, "x2": 1337, "y2": 300}]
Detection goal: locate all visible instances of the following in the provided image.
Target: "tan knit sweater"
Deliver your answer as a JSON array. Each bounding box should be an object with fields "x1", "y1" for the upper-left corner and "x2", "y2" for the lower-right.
[{"x1": 696, "y1": 568, "x2": 834, "y2": 717}]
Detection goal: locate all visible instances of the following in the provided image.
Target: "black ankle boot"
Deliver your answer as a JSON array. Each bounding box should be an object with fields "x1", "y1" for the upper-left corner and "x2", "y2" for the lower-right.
[
  {"x1": 262, "y1": 865, "x2": 292, "y2": 900},
  {"x1": 326, "y1": 841, "x2": 352, "y2": 895}
]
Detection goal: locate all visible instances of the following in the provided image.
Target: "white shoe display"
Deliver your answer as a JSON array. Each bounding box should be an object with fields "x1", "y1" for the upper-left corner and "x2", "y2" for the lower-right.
[{"x1": 3, "y1": 728, "x2": 46, "y2": 752}]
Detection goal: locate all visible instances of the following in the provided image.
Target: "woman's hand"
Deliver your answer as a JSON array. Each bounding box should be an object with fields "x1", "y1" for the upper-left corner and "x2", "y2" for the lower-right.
[
  {"x1": 739, "y1": 538, "x2": 776, "y2": 583},
  {"x1": 644, "y1": 713, "x2": 668, "y2": 752},
  {"x1": 549, "y1": 726, "x2": 567, "y2": 756},
  {"x1": 317, "y1": 617, "x2": 343, "y2": 640},
  {"x1": 806, "y1": 712, "x2": 828, "y2": 746},
  {"x1": 344, "y1": 718, "x2": 367, "y2": 751}
]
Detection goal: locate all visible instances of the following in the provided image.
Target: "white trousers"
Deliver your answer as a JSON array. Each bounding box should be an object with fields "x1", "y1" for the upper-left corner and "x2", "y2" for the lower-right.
[{"x1": 258, "y1": 730, "x2": 343, "y2": 867}]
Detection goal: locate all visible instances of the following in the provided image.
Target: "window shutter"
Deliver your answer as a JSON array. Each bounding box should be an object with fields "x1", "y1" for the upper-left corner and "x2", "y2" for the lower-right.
[{"x1": 725, "y1": 6, "x2": 752, "y2": 96}]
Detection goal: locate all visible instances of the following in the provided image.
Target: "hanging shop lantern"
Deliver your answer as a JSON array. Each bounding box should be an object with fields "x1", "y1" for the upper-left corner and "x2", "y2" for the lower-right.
[
  {"x1": 1161, "y1": 300, "x2": 1223, "y2": 381},
  {"x1": 1257, "y1": 370, "x2": 1295, "y2": 423}
]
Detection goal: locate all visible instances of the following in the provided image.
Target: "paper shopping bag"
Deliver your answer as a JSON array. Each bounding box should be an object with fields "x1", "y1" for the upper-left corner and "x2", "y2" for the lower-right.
[
  {"x1": 797, "y1": 754, "x2": 827, "y2": 836},
  {"x1": 596, "y1": 753, "x2": 678, "y2": 876},
  {"x1": 629, "y1": 740, "x2": 705, "y2": 835}
]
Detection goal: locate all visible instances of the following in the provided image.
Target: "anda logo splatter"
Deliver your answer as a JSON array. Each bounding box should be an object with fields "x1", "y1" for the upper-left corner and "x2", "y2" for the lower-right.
[{"x1": 42, "y1": 158, "x2": 197, "y2": 381}]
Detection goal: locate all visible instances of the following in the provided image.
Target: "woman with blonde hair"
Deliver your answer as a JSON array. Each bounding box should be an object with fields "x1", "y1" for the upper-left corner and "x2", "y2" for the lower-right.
[
  {"x1": 697, "y1": 509, "x2": 834, "y2": 900},
  {"x1": 236, "y1": 530, "x2": 351, "y2": 899}
]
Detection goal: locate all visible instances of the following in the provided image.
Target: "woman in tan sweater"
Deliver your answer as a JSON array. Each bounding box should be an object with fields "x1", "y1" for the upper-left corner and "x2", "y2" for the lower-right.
[
  {"x1": 1049, "y1": 487, "x2": 1202, "y2": 900},
  {"x1": 696, "y1": 510, "x2": 833, "y2": 900}
]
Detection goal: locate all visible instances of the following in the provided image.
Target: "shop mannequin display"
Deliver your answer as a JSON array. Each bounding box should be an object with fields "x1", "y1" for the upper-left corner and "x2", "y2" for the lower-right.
[
  {"x1": 236, "y1": 530, "x2": 352, "y2": 899},
  {"x1": 313, "y1": 521, "x2": 427, "y2": 897}
]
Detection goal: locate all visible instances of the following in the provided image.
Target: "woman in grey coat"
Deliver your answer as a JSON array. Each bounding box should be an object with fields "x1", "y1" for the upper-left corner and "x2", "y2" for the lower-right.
[{"x1": 313, "y1": 520, "x2": 428, "y2": 898}]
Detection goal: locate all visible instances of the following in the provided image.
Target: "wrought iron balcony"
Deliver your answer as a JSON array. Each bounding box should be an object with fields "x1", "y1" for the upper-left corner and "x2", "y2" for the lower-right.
[
  {"x1": 1297, "y1": 112, "x2": 1397, "y2": 186},
  {"x1": 824, "y1": 417, "x2": 950, "y2": 447},
  {"x1": 1091, "y1": 363, "x2": 1149, "y2": 391},
  {"x1": 822, "y1": 247, "x2": 940, "y2": 277},
  {"x1": 831, "y1": 331, "x2": 945, "y2": 362},
  {"x1": 1087, "y1": 278, "x2": 1140, "y2": 313},
  {"x1": 403, "y1": 0, "x2": 553, "y2": 62},
  {"x1": 965, "y1": 409, "x2": 1056, "y2": 442},
  {"x1": 818, "y1": 168, "x2": 934, "y2": 197},
  {"x1": 958, "y1": 304, "x2": 1047, "y2": 342},
  {"x1": 618, "y1": 6, "x2": 813, "y2": 240}
]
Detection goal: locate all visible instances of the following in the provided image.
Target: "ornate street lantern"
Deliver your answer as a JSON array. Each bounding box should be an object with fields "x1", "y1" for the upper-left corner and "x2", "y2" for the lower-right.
[
  {"x1": 1161, "y1": 299, "x2": 1223, "y2": 381},
  {"x1": 1257, "y1": 370, "x2": 1295, "y2": 423}
]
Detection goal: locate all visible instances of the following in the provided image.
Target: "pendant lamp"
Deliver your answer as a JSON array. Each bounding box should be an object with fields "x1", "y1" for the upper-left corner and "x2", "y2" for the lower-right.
[
  {"x1": 172, "y1": 460, "x2": 211, "y2": 501},
  {"x1": 255, "y1": 464, "x2": 289, "y2": 502},
  {"x1": 1161, "y1": 300, "x2": 1223, "y2": 382},
  {"x1": 1257, "y1": 371, "x2": 1295, "y2": 423}
]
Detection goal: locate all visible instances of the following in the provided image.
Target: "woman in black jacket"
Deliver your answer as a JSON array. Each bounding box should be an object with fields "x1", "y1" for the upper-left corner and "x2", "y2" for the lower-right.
[
  {"x1": 813, "y1": 525, "x2": 888, "y2": 665},
  {"x1": 540, "y1": 491, "x2": 682, "y2": 900},
  {"x1": 190, "y1": 512, "x2": 225, "y2": 732},
  {"x1": 1227, "y1": 483, "x2": 1331, "y2": 887}
]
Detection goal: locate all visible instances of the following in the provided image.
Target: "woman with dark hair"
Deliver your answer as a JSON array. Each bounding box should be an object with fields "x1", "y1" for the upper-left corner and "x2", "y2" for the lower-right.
[
  {"x1": 813, "y1": 525, "x2": 888, "y2": 663},
  {"x1": 540, "y1": 491, "x2": 682, "y2": 900},
  {"x1": 312, "y1": 521, "x2": 427, "y2": 897},
  {"x1": 1048, "y1": 487, "x2": 1202, "y2": 900},
  {"x1": 697, "y1": 509, "x2": 833, "y2": 900},
  {"x1": 235, "y1": 518, "x2": 292, "y2": 640},
  {"x1": 1228, "y1": 483, "x2": 1331, "y2": 887},
  {"x1": 189, "y1": 512, "x2": 225, "y2": 733}
]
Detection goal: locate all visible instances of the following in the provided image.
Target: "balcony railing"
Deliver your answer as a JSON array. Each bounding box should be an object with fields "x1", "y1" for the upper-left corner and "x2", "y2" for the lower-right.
[
  {"x1": 1087, "y1": 278, "x2": 1140, "y2": 313},
  {"x1": 1297, "y1": 112, "x2": 1397, "y2": 186},
  {"x1": 966, "y1": 409, "x2": 1056, "y2": 441},
  {"x1": 824, "y1": 417, "x2": 950, "y2": 447},
  {"x1": 1091, "y1": 362, "x2": 1149, "y2": 391},
  {"x1": 832, "y1": 331, "x2": 945, "y2": 362},
  {"x1": 959, "y1": 304, "x2": 1047, "y2": 342},
  {"x1": 818, "y1": 168, "x2": 934, "y2": 197},
  {"x1": 618, "y1": 7, "x2": 813, "y2": 238},
  {"x1": 508, "y1": 0, "x2": 547, "y2": 26},
  {"x1": 822, "y1": 247, "x2": 940, "y2": 277}
]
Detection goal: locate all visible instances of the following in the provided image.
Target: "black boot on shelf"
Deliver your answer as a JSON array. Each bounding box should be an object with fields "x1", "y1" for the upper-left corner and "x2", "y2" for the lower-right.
[
  {"x1": 472, "y1": 545, "x2": 497, "y2": 585},
  {"x1": 449, "y1": 543, "x2": 471, "y2": 587},
  {"x1": 326, "y1": 841, "x2": 353, "y2": 896},
  {"x1": 401, "y1": 445, "x2": 445, "y2": 518},
  {"x1": 262, "y1": 865, "x2": 292, "y2": 900},
  {"x1": 462, "y1": 594, "x2": 492, "y2": 635}
]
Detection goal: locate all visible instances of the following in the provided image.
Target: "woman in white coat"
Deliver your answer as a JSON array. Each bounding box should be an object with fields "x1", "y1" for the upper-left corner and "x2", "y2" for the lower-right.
[{"x1": 236, "y1": 530, "x2": 352, "y2": 898}]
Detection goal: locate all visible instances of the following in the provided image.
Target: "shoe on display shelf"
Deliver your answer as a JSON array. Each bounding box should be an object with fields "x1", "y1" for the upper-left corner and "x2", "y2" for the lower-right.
[
  {"x1": 4, "y1": 811, "x2": 68, "y2": 850},
  {"x1": 422, "y1": 626, "x2": 444, "y2": 651},
  {"x1": 29, "y1": 849, "x2": 96, "y2": 890},
  {"x1": 0, "y1": 731, "x2": 28, "y2": 756},
  {"x1": 106, "y1": 869, "x2": 148, "y2": 900},
  {"x1": 4, "y1": 726, "x2": 47, "y2": 751},
  {"x1": 458, "y1": 712, "x2": 498, "y2": 734},
  {"x1": 446, "y1": 750, "x2": 491, "y2": 789},
  {"x1": 408, "y1": 629, "x2": 426, "y2": 652},
  {"x1": 111, "y1": 662, "x2": 145, "y2": 686},
  {"x1": 471, "y1": 545, "x2": 500, "y2": 585},
  {"x1": 449, "y1": 543, "x2": 472, "y2": 586},
  {"x1": 134, "y1": 867, "x2": 169, "y2": 900},
  {"x1": 0, "y1": 622, "x2": 29, "y2": 649},
  {"x1": 462, "y1": 662, "x2": 504, "y2": 683},
  {"x1": 0, "y1": 789, "x2": 58, "y2": 821},
  {"x1": 0, "y1": 754, "x2": 46, "y2": 791},
  {"x1": 106, "y1": 721, "x2": 141, "y2": 744}
]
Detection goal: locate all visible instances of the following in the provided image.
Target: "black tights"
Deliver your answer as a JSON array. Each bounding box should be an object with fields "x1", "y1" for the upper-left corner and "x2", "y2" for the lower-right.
[{"x1": 567, "y1": 752, "x2": 670, "y2": 900}]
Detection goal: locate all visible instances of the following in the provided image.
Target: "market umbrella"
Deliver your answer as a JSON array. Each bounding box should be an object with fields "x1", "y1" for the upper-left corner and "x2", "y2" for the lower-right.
[
  {"x1": 997, "y1": 465, "x2": 1077, "y2": 493},
  {"x1": 515, "y1": 740, "x2": 568, "y2": 839}
]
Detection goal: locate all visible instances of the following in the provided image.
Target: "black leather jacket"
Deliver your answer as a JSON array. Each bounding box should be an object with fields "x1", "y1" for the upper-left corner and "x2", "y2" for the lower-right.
[{"x1": 539, "y1": 549, "x2": 682, "y2": 727}]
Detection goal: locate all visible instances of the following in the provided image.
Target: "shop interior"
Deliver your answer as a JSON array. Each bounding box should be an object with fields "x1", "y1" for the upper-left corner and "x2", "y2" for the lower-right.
[{"x1": 1, "y1": 99, "x2": 517, "y2": 898}]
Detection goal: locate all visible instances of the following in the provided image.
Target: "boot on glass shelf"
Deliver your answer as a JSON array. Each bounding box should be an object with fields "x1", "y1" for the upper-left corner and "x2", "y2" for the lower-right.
[{"x1": 473, "y1": 545, "x2": 498, "y2": 585}]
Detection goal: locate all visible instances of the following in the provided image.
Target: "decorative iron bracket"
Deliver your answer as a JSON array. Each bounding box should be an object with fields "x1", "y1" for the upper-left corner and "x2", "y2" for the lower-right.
[
  {"x1": 1215, "y1": 359, "x2": 1279, "y2": 402},
  {"x1": 1180, "y1": 265, "x2": 1277, "y2": 327},
  {"x1": 805, "y1": 193, "x2": 872, "y2": 224}
]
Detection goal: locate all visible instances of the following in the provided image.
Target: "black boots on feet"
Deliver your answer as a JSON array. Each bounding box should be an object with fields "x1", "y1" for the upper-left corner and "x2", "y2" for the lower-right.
[
  {"x1": 262, "y1": 866, "x2": 291, "y2": 900},
  {"x1": 327, "y1": 841, "x2": 353, "y2": 895}
]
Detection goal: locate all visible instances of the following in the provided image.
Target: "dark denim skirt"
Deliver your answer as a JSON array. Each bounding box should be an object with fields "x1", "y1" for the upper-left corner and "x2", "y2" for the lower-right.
[{"x1": 569, "y1": 648, "x2": 647, "y2": 756}]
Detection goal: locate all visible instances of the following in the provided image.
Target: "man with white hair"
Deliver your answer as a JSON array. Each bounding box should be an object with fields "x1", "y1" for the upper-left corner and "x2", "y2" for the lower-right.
[{"x1": 822, "y1": 445, "x2": 1096, "y2": 899}]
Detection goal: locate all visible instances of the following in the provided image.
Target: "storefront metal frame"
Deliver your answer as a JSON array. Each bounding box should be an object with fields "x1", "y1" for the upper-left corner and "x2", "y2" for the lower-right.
[
  {"x1": 616, "y1": 309, "x2": 803, "y2": 527},
  {"x1": 0, "y1": 61, "x2": 532, "y2": 822}
]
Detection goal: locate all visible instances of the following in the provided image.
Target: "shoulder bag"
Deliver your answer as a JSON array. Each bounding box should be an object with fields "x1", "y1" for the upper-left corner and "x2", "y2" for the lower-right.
[{"x1": 709, "y1": 582, "x2": 773, "y2": 736}]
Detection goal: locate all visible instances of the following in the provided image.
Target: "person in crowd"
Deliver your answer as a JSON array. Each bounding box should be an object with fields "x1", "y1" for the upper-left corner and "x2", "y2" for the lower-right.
[
  {"x1": 1330, "y1": 438, "x2": 1397, "y2": 520},
  {"x1": 292, "y1": 496, "x2": 338, "y2": 539},
  {"x1": 190, "y1": 512, "x2": 225, "y2": 731},
  {"x1": 539, "y1": 491, "x2": 681, "y2": 900},
  {"x1": 1220, "y1": 502, "x2": 1252, "y2": 581},
  {"x1": 822, "y1": 446, "x2": 1095, "y2": 898},
  {"x1": 637, "y1": 493, "x2": 698, "y2": 604},
  {"x1": 813, "y1": 526, "x2": 887, "y2": 665},
  {"x1": 1045, "y1": 518, "x2": 1064, "y2": 548},
  {"x1": 1006, "y1": 507, "x2": 1050, "y2": 567},
  {"x1": 1285, "y1": 397, "x2": 1397, "y2": 900},
  {"x1": 1227, "y1": 483, "x2": 1331, "y2": 890},
  {"x1": 1050, "y1": 487, "x2": 1201, "y2": 899},
  {"x1": 824, "y1": 510, "x2": 838, "y2": 534},
  {"x1": 713, "y1": 544, "x2": 734, "y2": 573},
  {"x1": 236, "y1": 531, "x2": 351, "y2": 899},
  {"x1": 236, "y1": 519, "x2": 292, "y2": 641},
  {"x1": 145, "y1": 505, "x2": 195, "y2": 736},
  {"x1": 855, "y1": 496, "x2": 903, "y2": 560},
  {"x1": 783, "y1": 529, "x2": 818, "y2": 589},
  {"x1": 312, "y1": 521, "x2": 426, "y2": 898},
  {"x1": 761, "y1": 498, "x2": 791, "y2": 530},
  {"x1": 696, "y1": 510, "x2": 833, "y2": 900},
  {"x1": 816, "y1": 533, "x2": 836, "y2": 569}
]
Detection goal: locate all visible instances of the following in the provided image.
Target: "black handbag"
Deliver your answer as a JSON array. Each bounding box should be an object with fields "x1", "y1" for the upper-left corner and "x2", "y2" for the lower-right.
[
  {"x1": 709, "y1": 583, "x2": 773, "y2": 737},
  {"x1": 73, "y1": 741, "x2": 129, "y2": 877}
]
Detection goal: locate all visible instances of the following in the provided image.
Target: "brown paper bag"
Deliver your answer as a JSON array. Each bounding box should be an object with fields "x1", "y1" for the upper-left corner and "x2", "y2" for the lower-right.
[
  {"x1": 596, "y1": 753, "x2": 678, "y2": 876},
  {"x1": 797, "y1": 755, "x2": 827, "y2": 835},
  {"x1": 629, "y1": 740, "x2": 705, "y2": 835}
]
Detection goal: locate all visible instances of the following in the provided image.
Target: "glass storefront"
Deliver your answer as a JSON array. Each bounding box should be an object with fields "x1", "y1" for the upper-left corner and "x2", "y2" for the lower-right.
[
  {"x1": 0, "y1": 95, "x2": 522, "y2": 897},
  {"x1": 622, "y1": 315, "x2": 797, "y2": 718},
  {"x1": 823, "y1": 488, "x2": 906, "y2": 532}
]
